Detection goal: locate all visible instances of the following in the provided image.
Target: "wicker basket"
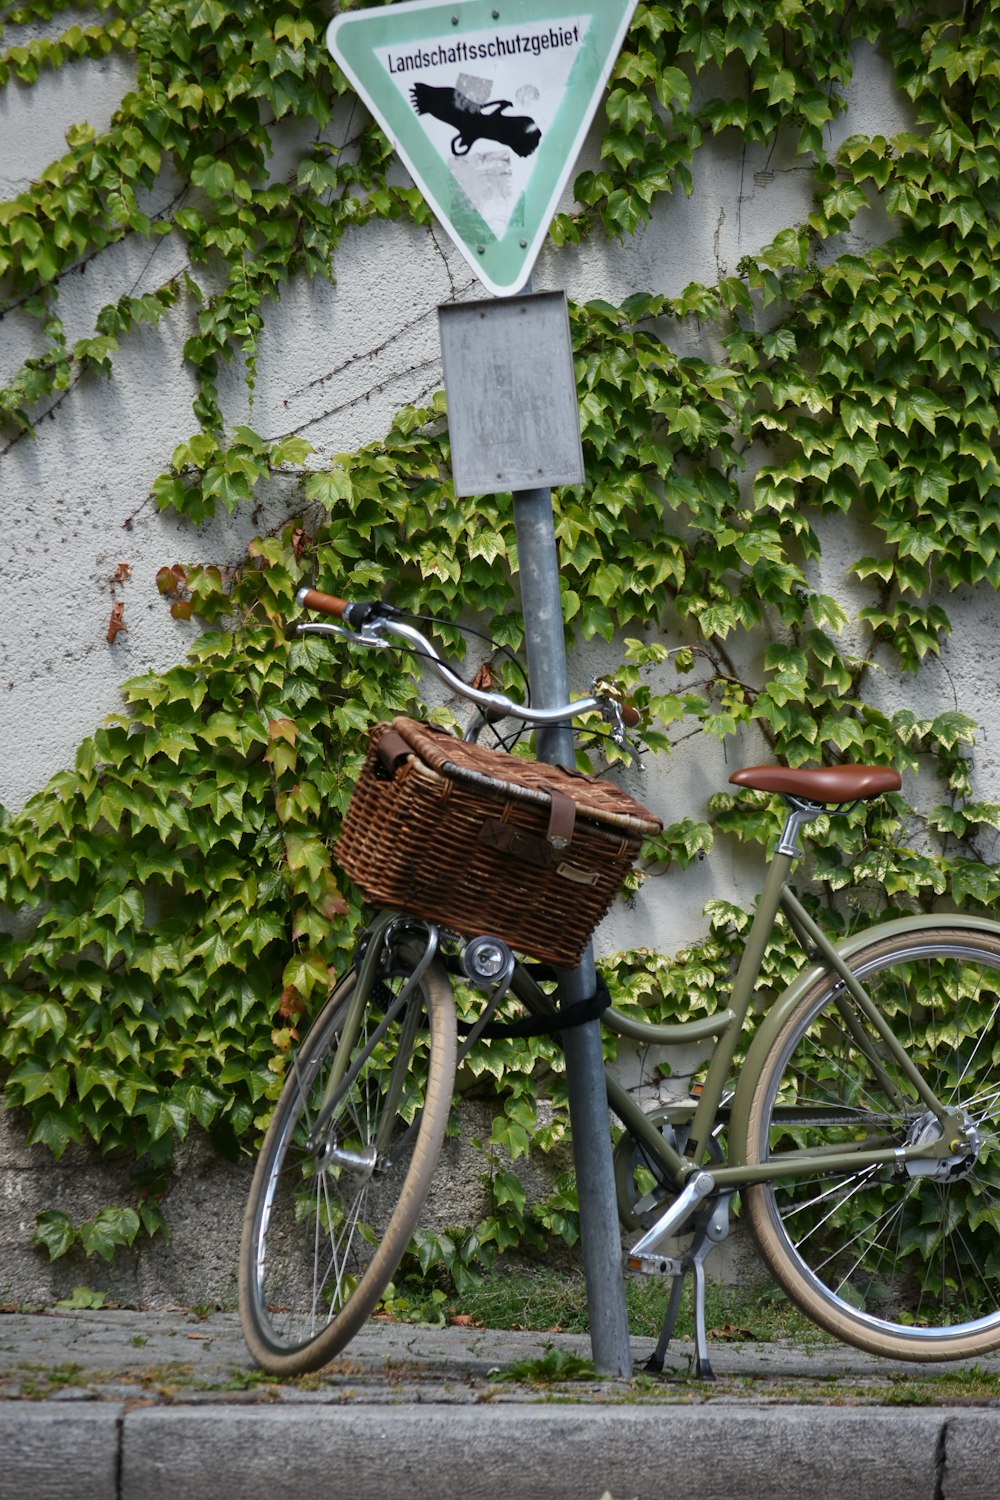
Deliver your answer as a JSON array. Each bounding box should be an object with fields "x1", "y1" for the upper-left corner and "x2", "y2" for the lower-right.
[{"x1": 335, "y1": 717, "x2": 662, "y2": 966}]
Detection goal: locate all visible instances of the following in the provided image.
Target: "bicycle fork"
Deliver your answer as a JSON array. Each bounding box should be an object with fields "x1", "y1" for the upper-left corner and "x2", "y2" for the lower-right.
[{"x1": 305, "y1": 914, "x2": 439, "y2": 1161}]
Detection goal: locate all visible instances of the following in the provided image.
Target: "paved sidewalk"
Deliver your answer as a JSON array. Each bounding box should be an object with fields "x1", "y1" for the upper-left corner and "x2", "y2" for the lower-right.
[{"x1": 2, "y1": 1307, "x2": 999, "y2": 1498}]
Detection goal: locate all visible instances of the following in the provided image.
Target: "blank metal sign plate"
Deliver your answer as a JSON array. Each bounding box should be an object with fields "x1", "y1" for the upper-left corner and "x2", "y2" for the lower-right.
[{"x1": 439, "y1": 290, "x2": 585, "y2": 497}]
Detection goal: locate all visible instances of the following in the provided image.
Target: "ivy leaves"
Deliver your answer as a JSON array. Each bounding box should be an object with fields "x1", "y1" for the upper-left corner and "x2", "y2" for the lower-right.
[
  {"x1": 5, "y1": 0, "x2": 1000, "y2": 1288},
  {"x1": 153, "y1": 428, "x2": 313, "y2": 521},
  {"x1": 33, "y1": 1205, "x2": 150, "y2": 1263},
  {"x1": 0, "y1": 0, "x2": 379, "y2": 444},
  {"x1": 568, "y1": 0, "x2": 857, "y2": 243},
  {"x1": 1, "y1": 620, "x2": 346, "y2": 1172},
  {"x1": 743, "y1": 138, "x2": 1000, "y2": 669}
]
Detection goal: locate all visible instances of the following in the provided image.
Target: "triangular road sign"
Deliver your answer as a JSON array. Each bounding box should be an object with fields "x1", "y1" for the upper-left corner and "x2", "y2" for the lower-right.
[{"x1": 327, "y1": 0, "x2": 638, "y2": 297}]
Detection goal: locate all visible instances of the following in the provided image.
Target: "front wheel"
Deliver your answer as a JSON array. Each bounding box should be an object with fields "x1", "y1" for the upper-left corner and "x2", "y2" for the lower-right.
[
  {"x1": 239, "y1": 950, "x2": 456, "y2": 1376},
  {"x1": 744, "y1": 925, "x2": 1000, "y2": 1360}
]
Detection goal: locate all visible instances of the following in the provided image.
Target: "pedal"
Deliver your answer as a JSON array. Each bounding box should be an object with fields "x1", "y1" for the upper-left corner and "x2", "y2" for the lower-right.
[{"x1": 626, "y1": 1252, "x2": 683, "y2": 1277}]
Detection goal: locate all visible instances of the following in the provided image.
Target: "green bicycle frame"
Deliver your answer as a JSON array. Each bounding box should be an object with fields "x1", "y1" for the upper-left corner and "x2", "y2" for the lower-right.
[
  {"x1": 312, "y1": 851, "x2": 1000, "y2": 1210},
  {"x1": 514, "y1": 845, "x2": 1000, "y2": 1198}
]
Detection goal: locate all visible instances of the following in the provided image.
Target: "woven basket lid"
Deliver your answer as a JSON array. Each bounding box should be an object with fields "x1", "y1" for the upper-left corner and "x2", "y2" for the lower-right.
[{"x1": 385, "y1": 717, "x2": 662, "y2": 836}]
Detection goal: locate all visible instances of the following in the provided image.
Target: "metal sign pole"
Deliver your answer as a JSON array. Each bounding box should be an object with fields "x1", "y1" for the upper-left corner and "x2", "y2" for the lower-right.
[
  {"x1": 511, "y1": 485, "x2": 633, "y2": 1379},
  {"x1": 438, "y1": 290, "x2": 632, "y2": 1376},
  {"x1": 326, "y1": 0, "x2": 643, "y2": 1387}
]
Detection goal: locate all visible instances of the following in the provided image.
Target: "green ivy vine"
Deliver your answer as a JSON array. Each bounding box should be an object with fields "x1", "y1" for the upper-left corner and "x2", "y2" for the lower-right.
[{"x1": 3, "y1": 0, "x2": 1000, "y2": 1286}]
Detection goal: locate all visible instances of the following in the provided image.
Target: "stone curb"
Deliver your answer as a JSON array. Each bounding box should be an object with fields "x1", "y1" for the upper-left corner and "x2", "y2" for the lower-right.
[
  {"x1": 2, "y1": 1311, "x2": 998, "y2": 1499},
  {"x1": 3, "y1": 1401, "x2": 1000, "y2": 1500}
]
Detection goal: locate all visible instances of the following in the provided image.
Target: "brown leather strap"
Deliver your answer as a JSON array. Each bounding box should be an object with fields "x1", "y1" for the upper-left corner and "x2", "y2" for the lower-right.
[
  {"x1": 542, "y1": 785, "x2": 577, "y2": 850},
  {"x1": 374, "y1": 730, "x2": 412, "y2": 777},
  {"x1": 476, "y1": 784, "x2": 578, "y2": 866}
]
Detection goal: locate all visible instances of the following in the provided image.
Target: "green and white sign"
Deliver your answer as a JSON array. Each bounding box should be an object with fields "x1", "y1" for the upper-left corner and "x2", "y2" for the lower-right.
[{"x1": 327, "y1": 0, "x2": 638, "y2": 297}]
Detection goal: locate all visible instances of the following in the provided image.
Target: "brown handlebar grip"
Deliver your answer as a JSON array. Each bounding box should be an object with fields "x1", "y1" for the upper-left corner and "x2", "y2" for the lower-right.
[
  {"x1": 621, "y1": 703, "x2": 641, "y2": 729},
  {"x1": 298, "y1": 588, "x2": 349, "y2": 617}
]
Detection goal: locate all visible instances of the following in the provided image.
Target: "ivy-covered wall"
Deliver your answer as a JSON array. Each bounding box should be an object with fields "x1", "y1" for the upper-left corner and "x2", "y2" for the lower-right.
[{"x1": 3, "y1": 0, "x2": 1000, "y2": 1299}]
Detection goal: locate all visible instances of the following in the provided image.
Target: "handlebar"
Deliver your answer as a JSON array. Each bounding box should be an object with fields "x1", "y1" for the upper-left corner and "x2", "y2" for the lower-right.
[
  {"x1": 294, "y1": 587, "x2": 638, "y2": 739},
  {"x1": 297, "y1": 587, "x2": 351, "y2": 618},
  {"x1": 296, "y1": 588, "x2": 398, "y2": 630}
]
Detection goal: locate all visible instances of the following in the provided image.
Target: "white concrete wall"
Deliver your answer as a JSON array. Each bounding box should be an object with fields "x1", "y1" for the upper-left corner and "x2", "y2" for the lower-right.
[{"x1": 3, "y1": 34, "x2": 999, "y2": 959}]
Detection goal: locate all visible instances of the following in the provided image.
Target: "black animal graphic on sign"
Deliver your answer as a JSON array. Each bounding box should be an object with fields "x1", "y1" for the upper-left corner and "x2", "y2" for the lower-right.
[{"x1": 410, "y1": 84, "x2": 541, "y2": 158}]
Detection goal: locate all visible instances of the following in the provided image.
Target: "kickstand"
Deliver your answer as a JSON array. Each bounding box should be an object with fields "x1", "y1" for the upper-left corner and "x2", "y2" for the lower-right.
[{"x1": 643, "y1": 1194, "x2": 733, "y2": 1381}]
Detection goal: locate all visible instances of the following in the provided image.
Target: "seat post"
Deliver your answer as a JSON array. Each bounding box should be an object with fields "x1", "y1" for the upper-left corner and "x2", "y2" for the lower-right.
[{"x1": 776, "y1": 796, "x2": 825, "y2": 859}]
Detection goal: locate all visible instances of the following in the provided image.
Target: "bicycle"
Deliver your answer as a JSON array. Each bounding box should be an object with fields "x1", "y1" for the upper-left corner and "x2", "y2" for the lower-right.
[{"x1": 238, "y1": 586, "x2": 1000, "y2": 1379}]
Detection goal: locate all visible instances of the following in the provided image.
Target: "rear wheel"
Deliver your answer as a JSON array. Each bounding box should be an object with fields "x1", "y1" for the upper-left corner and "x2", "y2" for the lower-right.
[
  {"x1": 744, "y1": 926, "x2": 1000, "y2": 1360},
  {"x1": 239, "y1": 951, "x2": 456, "y2": 1375}
]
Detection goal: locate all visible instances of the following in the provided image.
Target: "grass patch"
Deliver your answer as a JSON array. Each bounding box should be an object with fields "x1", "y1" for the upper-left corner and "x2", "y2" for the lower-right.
[
  {"x1": 386, "y1": 1262, "x2": 828, "y2": 1345},
  {"x1": 491, "y1": 1348, "x2": 598, "y2": 1384},
  {"x1": 880, "y1": 1367, "x2": 1000, "y2": 1406},
  {"x1": 9, "y1": 1362, "x2": 86, "y2": 1399}
]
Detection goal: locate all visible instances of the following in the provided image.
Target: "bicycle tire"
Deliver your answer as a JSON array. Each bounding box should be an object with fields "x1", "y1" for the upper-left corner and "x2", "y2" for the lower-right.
[
  {"x1": 743, "y1": 925, "x2": 1000, "y2": 1360},
  {"x1": 238, "y1": 953, "x2": 456, "y2": 1376}
]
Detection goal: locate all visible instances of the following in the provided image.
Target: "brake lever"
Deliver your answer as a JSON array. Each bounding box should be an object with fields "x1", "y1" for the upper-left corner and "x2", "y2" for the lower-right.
[{"x1": 296, "y1": 620, "x2": 392, "y2": 649}]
